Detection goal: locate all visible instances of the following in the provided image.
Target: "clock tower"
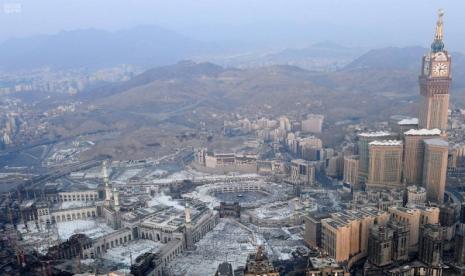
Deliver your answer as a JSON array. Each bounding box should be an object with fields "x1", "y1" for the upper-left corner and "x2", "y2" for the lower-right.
[{"x1": 418, "y1": 9, "x2": 451, "y2": 132}]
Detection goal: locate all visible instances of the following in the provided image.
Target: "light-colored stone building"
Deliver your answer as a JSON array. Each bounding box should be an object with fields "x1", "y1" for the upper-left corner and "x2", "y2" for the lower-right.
[
  {"x1": 343, "y1": 155, "x2": 359, "y2": 190},
  {"x1": 388, "y1": 205, "x2": 439, "y2": 248},
  {"x1": 423, "y1": 138, "x2": 448, "y2": 204},
  {"x1": 357, "y1": 132, "x2": 396, "y2": 184},
  {"x1": 403, "y1": 128, "x2": 441, "y2": 186},
  {"x1": 367, "y1": 140, "x2": 403, "y2": 189}
]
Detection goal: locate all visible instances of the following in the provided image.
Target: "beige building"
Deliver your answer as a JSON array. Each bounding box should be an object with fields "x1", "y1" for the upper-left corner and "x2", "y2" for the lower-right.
[
  {"x1": 397, "y1": 117, "x2": 419, "y2": 135},
  {"x1": 423, "y1": 138, "x2": 449, "y2": 204},
  {"x1": 403, "y1": 129, "x2": 441, "y2": 186},
  {"x1": 405, "y1": 185, "x2": 427, "y2": 205},
  {"x1": 290, "y1": 159, "x2": 316, "y2": 186},
  {"x1": 343, "y1": 155, "x2": 359, "y2": 189},
  {"x1": 320, "y1": 207, "x2": 389, "y2": 265},
  {"x1": 302, "y1": 114, "x2": 324, "y2": 133},
  {"x1": 388, "y1": 205, "x2": 439, "y2": 247},
  {"x1": 357, "y1": 132, "x2": 396, "y2": 183},
  {"x1": 367, "y1": 140, "x2": 403, "y2": 189}
]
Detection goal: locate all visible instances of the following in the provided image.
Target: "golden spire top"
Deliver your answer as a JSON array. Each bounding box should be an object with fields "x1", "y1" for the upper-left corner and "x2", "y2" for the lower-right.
[
  {"x1": 431, "y1": 9, "x2": 445, "y2": 52},
  {"x1": 434, "y1": 9, "x2": 444, "y2": 41}
]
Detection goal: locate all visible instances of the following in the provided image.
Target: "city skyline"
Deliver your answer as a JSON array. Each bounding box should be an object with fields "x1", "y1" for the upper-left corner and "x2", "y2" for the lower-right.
[{"x1": 1, "y1": 4, "x2": 465, "y2": 276}]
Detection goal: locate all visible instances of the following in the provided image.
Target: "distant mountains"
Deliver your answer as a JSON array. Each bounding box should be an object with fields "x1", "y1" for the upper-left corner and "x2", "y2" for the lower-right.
[
  {"x1": 343, "y1": 46, "x2": 426, "y2": 71},
  {"x1": 44, "y1": 44, "x2": 465, "y2": 160},
  {"x1": 196, "y1": 41, "x2": 362, "y2": 71},
  {"x1": 342, "y1": 46, "x2": 465, "y2": 90},
  {"x1": 0, "y1": 26, "x2": 207, "y2": 70}
]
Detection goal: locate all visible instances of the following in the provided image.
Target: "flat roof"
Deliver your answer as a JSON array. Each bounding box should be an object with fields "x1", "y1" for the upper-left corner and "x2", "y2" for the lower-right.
[
  {"x1": 398, "y1": 118, "x2": 419, "y2": 125},
  {"x1": 359, "y1": 131, "x2": 393, "y2": 138},
  {"x1": 424, "y1": 138, "x2": 448, "y2": 147},
  {"x1": 369, "y1": 140, "x2": 403, "y2": 146},
  {"x1": 404, "y1": 128, "x2": 441, "y2": 136}
]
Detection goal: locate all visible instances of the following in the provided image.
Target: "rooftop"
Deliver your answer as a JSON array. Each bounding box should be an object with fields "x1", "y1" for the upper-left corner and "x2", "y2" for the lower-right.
[
  {"x1": 404, "y1": 128, "x2": 441, "y2": 136},
  {"x1": 424, "y1": 138, "x2": 449, "y2": 147},
  {"x1": 56, "y1": 219, "x2": 115, "y2": 241},
  {"x1": 102, "y1": 239, "x2": 163, "y2": 268},
  {"x1": 398, "y1": 118, "x2": 419, "y2": 125},
  {"x1": 407, "y1": 185, "x2": 426, "y2": 193},
  {"x1": 369, "y1": 140, "x2": 403, "y2": 146},
  {"x1": 359, "y1": 131, "x2": 393, "y2": 138}
]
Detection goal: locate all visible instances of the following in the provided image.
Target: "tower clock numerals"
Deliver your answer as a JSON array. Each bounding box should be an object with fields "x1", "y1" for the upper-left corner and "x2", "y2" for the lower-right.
[{"x1": 432, "y1": 62, "x2": 448, "y2": 76}]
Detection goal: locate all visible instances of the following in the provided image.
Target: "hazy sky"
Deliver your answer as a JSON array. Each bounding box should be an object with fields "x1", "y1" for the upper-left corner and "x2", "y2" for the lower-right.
[{"x1": 1, "y1": 0, "x2": 464, "y2": 50}]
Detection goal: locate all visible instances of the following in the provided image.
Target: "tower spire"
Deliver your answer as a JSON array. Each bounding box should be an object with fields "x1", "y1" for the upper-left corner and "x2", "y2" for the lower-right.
[
  {"x1": 434, "y1": 9, "x2": 444, "y2": 41},
  {"x1": 431, "y1": 9, "x2": 445, "y2": 52}
]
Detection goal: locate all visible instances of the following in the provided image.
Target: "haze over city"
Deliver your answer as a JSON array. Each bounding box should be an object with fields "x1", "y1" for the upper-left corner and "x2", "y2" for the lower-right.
[
  {"x1": 0, "y1": 1, "x2": 465, "y2": 276},
  {"x1": 1, "y1": 0, "x2": 465, "y2": 49}
]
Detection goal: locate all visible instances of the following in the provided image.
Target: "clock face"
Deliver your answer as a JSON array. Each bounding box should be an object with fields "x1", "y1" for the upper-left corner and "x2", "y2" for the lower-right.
[{"x1": 432, "y1": 62, "x2": 448, "y2": 77}]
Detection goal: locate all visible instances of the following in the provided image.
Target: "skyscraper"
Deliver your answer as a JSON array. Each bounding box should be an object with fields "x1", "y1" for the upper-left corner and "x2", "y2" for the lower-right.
[
  {"x1": 418, "y1": 224, "x2": 444, "y2": 266},
  {"x1": 357, "y1": 132, "x2": 396, "y2": 184},
  {"x1": 423, "y1": 138, "x2": 449, "y2": 204},
  {"x1": 367, "y1": 226, "x2": 394, "y2": 267},
  {"x1": 343, "y1": 155, "x2": 359, "y2": 190},
  {"x1": 403, "y1": 129, "x2": 441, "y2": 186},
  {"x1": 367, "y1": 140, "x2": 403, "y2": 189},
  {"x1": 418, "y1": 9, "x2": 451, "y2": 132}
]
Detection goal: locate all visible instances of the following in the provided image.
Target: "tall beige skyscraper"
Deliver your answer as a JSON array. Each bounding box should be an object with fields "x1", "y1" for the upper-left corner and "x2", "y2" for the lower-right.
[
  {"x1": 423, "y1": 138, "x2": 448, "y2": 204},
  {"x1": 343, "y1": 155, "x2": 359, "y2": 190},
  {"x1": 367, "y1": 140, "x2": 403, "y2": 189},
  {"x1": 357, "y1": 132, "x2": 396, "y2": 184},
  {"x1": 418, "y1": 10, "x2": 451, "y2": 132},
  {"x1": 403, "y1": 129, "x2": 441, "y2": 186}
]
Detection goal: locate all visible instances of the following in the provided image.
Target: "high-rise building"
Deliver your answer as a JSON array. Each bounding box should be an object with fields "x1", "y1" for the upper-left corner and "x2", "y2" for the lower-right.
[
  {"x1": 418, "y1": 224, "x2": 443, "y2": 266},
  {"x1": 357, "y1": 132, "x2": 396, "y2": 184},
  {"x1": 388, "y1": 219, "x2": 410, "y2": 262},
  {"x1": 455, "y1": 226, "x2": 465, "y2": 265},
  {"x1": 367, "y1": 226, "x2": 394, "y2": 267},
  {"x1": 290, "y1": 159, "x2": 316, "y2": 186},
  {"x1": 388, "y1": 206, "x2": 439, "y2": 247},
  {"x1": 405, "y1": 185, "x2": 427, "y2": 206},
  {"x1": 304, "y1": 212, "x2": 331, "y2": 248},
  {"x1": 326, "y1": 152, "x2": 344, "y2": 179},
  {"x1": 403, "y1": 129, "x2": 441, "y2": 186},
  {"x1": 343, "y1": 155, "x2": 359, "y2": 190},
  {"x1": 418, "y1": 10, "x2": 451, "y2": 132},
  {"x1": 397, "y1": 117, "x2": 419, "y2": 135},
  {"x1": 366, "y1": 140, "x2": 403, "y2": 189},
  {"x1": 423, "y1": 138, "x2": 448, "y2": 204},
  {"x1": 302, "y1": 114, "x2": 324, "y2": 133},
  {"x1": 320, "y1": 208, "x2": 389, "y2": 263}
]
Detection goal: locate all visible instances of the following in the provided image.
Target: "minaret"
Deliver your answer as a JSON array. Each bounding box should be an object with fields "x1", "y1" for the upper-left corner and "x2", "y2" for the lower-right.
[
  {"x1": 102, "y1": 161, "x2": 112, "y2": 207},
  {"x1": 418, "y1": 9, "x2": 451, "y2": 132},
  {"x1": 184, "y1": 203, "x2": 191, "y2": 224},
  {"x1": 113, "y1": 187, "x2": 120, "y2": 212},
  {"x1": 184, "y1": 203, "x2": 194, "y2": 250}
]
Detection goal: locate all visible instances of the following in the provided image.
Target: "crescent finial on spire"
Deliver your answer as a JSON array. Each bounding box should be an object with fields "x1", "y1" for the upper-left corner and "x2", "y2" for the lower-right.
[{"x1": 435, "y1": 9, "x2": 444, "y2": 41}]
